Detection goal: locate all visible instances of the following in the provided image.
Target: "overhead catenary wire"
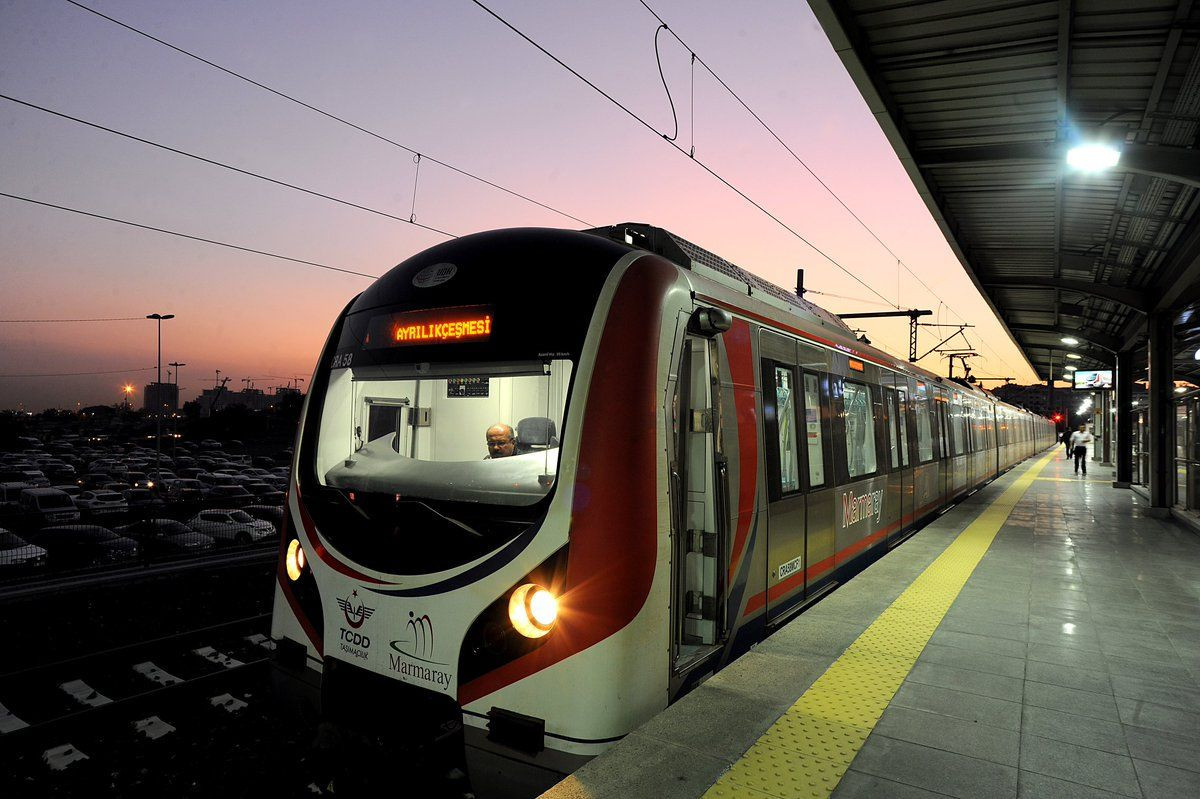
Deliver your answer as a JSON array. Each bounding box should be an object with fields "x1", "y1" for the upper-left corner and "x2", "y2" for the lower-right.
[
  {"x1": 0, "y1": 93, "x2": 457, "y2": 240},
  {"x1": 0, "y1": 192, "x2": 379, "y2": 280},
  {"x1": 0, "y1": 317, "x2": 146, "y2": 323},
  {"x1": 63, "y1": 0, "x2": 593, "y2": 228},
  {"x1": 466, "y1": 0, "x2": 896, "y2": 309},
  {"x1": 0, "y1": 366, "x2": 155, "y2": 378},
  {"x1": 634, "y1": 0, "x2": 1022, "y2": 377}
]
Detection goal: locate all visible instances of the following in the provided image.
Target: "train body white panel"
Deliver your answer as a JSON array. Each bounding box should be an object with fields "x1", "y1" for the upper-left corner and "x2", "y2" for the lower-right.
[{"x1": 268, "y1": 225, "x2": 1058, "y2": 787}]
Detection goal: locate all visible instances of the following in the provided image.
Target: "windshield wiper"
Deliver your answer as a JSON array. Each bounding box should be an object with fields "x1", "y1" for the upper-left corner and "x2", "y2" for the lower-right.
[{"x1": 410, "y1": 500, "x2": 484, "y2": 539}]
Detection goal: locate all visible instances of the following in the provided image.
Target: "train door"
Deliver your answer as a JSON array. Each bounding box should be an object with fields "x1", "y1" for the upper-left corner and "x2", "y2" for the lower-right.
[
  {"x1": 670, "y1": 330, "x2": 729, "y2": 676},
  {"x1": 935, "y1": 386, "x2": 952, "y2": 503},
  {"x1": 762, "y1": 354, "x2": 807, "y2": 624},
  {"x1": 884, "y1": 383, "x2": 911, "y2": 544}
]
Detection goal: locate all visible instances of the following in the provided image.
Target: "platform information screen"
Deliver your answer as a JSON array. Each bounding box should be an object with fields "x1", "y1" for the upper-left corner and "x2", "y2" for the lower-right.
[{"x1": 1073, "y1": 370, "x2": 1112, "y2": 389}]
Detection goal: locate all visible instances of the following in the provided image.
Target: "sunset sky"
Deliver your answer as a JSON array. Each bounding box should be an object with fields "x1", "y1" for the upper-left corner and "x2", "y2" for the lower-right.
[{"x1": 0, "y1": 0, "x2": 1040, "y2": 412}]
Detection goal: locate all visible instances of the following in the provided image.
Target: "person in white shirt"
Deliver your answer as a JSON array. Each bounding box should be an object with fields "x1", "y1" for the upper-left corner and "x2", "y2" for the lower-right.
[{"x1": 1068, "y1": 424, "x2": 1094, "y2": 475}]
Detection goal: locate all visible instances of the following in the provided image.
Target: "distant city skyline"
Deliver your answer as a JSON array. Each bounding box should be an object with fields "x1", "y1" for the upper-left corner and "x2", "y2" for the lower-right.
[{"x1": 2, "y1": 0, "x2": 1041, "y2": 411}]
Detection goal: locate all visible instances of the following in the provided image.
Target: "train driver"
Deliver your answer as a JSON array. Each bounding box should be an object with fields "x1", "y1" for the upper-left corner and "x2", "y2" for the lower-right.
[{"x1": 485, "y1": 423, "x2": 517, "y2": 458}]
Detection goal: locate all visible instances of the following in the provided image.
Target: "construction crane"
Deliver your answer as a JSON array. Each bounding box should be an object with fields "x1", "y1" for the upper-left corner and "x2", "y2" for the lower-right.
[{"x1": 209, "y1": 376, "x2": 230, "y2": 415}]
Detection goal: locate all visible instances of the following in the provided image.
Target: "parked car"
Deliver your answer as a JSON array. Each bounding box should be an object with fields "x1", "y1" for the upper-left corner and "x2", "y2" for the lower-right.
[
  {"x1": 51, "y1": 484, "x2": 82, "y2": 498},
  {"x1": 34, "y1": 525, "x2": 138, "y2": 568},
  {"x1": 44, "y1": 463, "x2": 77, "y2": 483},
  {"x1": 123, "y1": 488, "x2": 166, "y2": 515},
  {"x1": 186, "y1": 509, "x2": 274, "y2": 545},
  {"x1": 0, "y1": 529, "x2": 48, "y2": 571},
  {"x1": 18, "y1": 488, "x2": 80, "y2": 525},
  {"x1": 16, "y1": 470, "x2": 49, "y2": 488},
  {"x1": 115, "y1": 519, "x2": 214, "y2": 555},
  {"x1": 165, "y1": 479, "x2": 206, "y2": 504},
  {"x1": 0, "y1": 482, "x2": 36, "y2": 505},
  {"x1": 76, "y1": 490, "x2": 128, "y2": 517},
  {"x1": 206, "y1": 485, "x2": 253, "y2": 507},
  {"x1": 243, "y1": 504, "x2": 284, "y2": 531},
  {"x1": 79, "y1": 473, "x2": 114, "y2": 490},
  {"x1": 198, "y1": 472, "x2": 239, "y2": 489}
]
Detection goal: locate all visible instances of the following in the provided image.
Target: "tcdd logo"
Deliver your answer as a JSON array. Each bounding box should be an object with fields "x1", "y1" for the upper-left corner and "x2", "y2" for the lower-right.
[
  {"x1": 340, "y1": 628, "x2": 370, "y2": 648},
  {"x1": 337, "y1": 590, "x2": 375, "y2": 629}
]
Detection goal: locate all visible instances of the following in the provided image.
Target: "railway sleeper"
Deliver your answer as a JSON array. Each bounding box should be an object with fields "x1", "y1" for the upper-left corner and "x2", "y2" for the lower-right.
[{"x1": 59, "y1": 679, "x2": 111, "y2": 708}]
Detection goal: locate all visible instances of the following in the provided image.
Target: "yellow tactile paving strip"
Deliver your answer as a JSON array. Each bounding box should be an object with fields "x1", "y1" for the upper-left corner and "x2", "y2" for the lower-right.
[
  {"x1": 705, "y1": 451, "x2": 1057, "y2": 799},
  {"x1": 1035, "y1": 476, "x2": 1110, "y2": 484}
]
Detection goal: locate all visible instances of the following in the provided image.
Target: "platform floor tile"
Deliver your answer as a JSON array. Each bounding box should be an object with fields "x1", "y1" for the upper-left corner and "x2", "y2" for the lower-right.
[{"x1": 702, "y1": 453, "x2": 1057, "y2": 799}]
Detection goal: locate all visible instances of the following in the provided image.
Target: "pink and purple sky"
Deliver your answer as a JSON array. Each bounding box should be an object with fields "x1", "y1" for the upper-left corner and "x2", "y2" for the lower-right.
[{"x1": 0, "y1": 0, "x2": 1039, "y2": 412}]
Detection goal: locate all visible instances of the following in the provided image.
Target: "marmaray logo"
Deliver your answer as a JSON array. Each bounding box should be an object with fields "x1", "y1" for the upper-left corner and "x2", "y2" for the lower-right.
[
  {"x1": 337, "y1": 590, "x2": 375, "y2": 629},
  {"x1": 391, "y1": 611, "x2": 436, "y2": 660},
  {"x1": 389, "y1": 611, "x2": 453, "y2": 689}
]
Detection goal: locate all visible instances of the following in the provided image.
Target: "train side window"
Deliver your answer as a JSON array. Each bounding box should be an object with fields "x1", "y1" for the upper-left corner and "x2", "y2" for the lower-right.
[
  {"x1": 803, "y1": 373, "x2": 826, "y2": 488},
  {"x1": 897, "y1": 388, "x2": 911, "y2": 466},
  {"x1": 843, "y1": 381, "x2": 878, "y2": 478},
  {"x1": 951, "y1": 397, "x2": 967, "y2": 456},
  {"x1": 914, "y1": 384, "x2": 934, "y2": 463},
  {"x1": 885, "y1": 389, "x2": 900, "y2": 468},
  {"x1": 773, "y1": 366, "x2": 801, "y2": 494}
]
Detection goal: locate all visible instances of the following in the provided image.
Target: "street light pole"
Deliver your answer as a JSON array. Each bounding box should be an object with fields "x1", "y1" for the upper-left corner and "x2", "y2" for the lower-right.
[
  {"x1": 168, "y1": 362, "x2": 186, "y2": 458},
  {"x1": 147, "y1": 313, "x2": 175, "y2": 483}
]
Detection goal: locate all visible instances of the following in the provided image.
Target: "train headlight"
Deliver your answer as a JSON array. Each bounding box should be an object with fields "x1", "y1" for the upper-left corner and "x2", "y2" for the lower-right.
[
  {"x1": 286, "y1": 539, "x2": 306, "y2": 581},
  {"x1": 508, "y1": 583, "x2": 557, "y2": 638}
]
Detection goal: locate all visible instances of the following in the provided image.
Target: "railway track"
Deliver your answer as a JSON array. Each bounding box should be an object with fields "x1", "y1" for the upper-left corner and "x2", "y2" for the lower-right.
[{"x1": 0, "y1": 614, "x2": 283, "y2": 795}]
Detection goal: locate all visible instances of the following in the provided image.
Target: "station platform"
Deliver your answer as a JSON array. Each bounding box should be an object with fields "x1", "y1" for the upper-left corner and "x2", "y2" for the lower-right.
[{"x1": 544, "y1": 450, "x2": 1200, "y2": 799}]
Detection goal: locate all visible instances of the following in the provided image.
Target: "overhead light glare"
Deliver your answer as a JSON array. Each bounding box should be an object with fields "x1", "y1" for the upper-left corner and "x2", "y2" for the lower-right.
[
  {"x1": 1194, "y1": 347, "x2": 1200, "y2": 361},
  {"x1": 1067, "y1": 143, "x2": 1121, "y2": 172},
  {"x1": 1061, "y1": 336, "x2": 1080, "y2": 346},
  {"x1": 1065, "y1": 365, "x2": 1077, "y2": 371},
  {"x1": 1067, "y1": 353, "x2": 1082, "y2": 360}
]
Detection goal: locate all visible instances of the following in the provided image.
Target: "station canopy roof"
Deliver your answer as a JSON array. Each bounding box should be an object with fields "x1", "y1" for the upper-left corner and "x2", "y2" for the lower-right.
[{"x1": 810, "y1": 0, "x2": 1200, "y2": 384}]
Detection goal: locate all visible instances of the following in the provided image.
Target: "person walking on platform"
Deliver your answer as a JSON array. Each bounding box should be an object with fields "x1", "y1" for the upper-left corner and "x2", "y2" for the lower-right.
[
  {"x1": 1062, "y1": 429, "x2": 1072, "y2": 459},
  {"x1": 1069, "y1": 424, "x2": 1094, "y2": 476}
]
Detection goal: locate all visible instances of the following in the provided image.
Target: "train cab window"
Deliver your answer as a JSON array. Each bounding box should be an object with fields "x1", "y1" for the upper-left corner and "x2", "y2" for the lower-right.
[
  {"x1": 843, "y1": 381, "x2": 878, "y2": 478},
  {"x1": 885, "y1": 389, "x2": 900, "y2": 469},
  {"x1": 897, "y1": 388, "x2": 911, "y2": 467},
  {"x1": 773, "y1": 366, "x2": 801, "y2": 494},
  {"x1": 803, "y1": 373, "x2": 826, "y2": 488},
  {"x1": 319, "y1": 359, "x2": 574, "y2": 506},
  {"x1": 914, "y1": 384, "x2": 935, "y2": 463}
]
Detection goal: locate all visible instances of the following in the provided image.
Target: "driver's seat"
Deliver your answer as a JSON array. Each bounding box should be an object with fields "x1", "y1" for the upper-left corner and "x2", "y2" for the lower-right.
[{"x1": 515, "y1": 417, "x2": 558, "y2": 454}]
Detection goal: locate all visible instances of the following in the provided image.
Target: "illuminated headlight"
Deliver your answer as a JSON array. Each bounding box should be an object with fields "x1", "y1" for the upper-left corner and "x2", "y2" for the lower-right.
[
  {"x1": 508, "y1": 583, "x2": 558, "y2": 638},
  {"x1": 285, "y1": 539, "x2": 306, "y2": 581}
]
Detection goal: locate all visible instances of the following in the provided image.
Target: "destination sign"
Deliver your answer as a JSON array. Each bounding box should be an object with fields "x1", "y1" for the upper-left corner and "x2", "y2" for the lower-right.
[{"x1": 364, "y1": 305, "x2": 494, "y2": 348}]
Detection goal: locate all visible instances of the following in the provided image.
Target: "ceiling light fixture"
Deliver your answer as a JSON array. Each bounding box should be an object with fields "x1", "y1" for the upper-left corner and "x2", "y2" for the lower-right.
[{"x1": 1066, "y1": 143, "x2": 1121, "y2": 172}]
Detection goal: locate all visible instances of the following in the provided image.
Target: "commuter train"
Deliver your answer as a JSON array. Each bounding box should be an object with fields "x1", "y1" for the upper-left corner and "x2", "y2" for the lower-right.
[{"x1": 271, "y1": 224, "x2": 1055, "y2": 791}]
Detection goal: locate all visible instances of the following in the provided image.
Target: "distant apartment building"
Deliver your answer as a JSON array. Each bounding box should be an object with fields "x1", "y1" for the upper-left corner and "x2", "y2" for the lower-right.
[
  {"x1": 197, "y1": 385, "x2": 302, "y2": 417},
  {"x1": 143, "y1": 382, "x2": 179, "y2": 414}
]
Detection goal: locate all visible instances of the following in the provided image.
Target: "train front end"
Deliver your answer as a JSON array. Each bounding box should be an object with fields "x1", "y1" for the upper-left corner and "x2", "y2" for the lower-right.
[{"x1": 271, "y1": 228, "x2": 687, "y2": 790}]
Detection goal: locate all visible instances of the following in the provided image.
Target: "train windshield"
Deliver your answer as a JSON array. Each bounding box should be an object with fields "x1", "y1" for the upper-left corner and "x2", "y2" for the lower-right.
[{"x1": 316, "y1": 359, "x2": 573, "y2": 507}]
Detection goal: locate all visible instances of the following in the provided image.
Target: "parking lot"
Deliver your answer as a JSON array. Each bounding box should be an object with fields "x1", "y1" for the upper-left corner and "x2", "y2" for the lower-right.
[{"x1": 0, "y1": 433, "x2": 288, "y2": 581}]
